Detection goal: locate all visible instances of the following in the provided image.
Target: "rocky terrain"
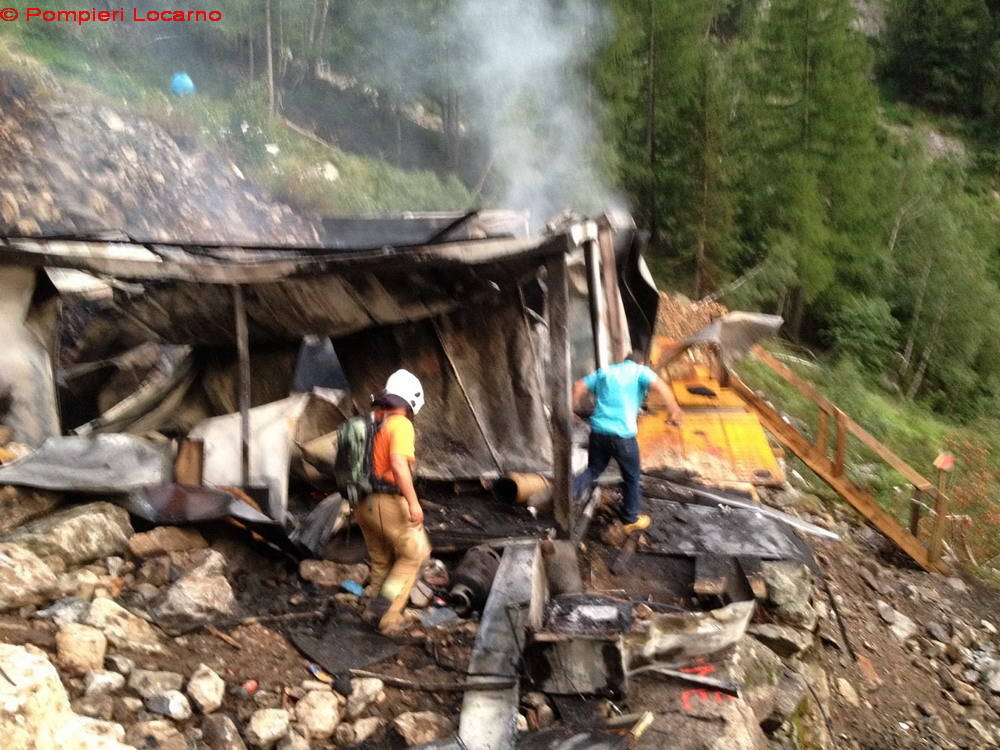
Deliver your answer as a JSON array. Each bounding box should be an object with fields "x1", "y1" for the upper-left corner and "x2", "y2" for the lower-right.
[{"x1": 0, "y1": 69, "x2": 321, "y2": 245}]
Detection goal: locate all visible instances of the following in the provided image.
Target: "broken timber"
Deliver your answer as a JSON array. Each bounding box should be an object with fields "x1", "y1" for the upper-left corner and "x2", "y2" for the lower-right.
[
  {"x1": 732, "y1": 346, "x2": 950, "y2": 574},
  {"x1": 459, "y1": 542, "x2": 546, "y2": 750}
]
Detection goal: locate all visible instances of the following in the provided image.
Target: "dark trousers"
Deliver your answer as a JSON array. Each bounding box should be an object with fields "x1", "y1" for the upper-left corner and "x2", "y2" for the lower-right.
[{"x1": 573, "y1": 431, "x2": 642, "y2": 524}]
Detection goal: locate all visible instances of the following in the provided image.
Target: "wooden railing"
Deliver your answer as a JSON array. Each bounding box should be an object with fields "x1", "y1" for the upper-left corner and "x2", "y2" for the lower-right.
[{"x1": 731, "y1": 346, "x2": 951, "y2": 574}]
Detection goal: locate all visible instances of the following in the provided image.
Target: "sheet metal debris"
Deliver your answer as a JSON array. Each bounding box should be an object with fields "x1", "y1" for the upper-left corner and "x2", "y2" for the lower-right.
[{"x1": 0, "y1": 434, "x2": 171, "y2": 492}]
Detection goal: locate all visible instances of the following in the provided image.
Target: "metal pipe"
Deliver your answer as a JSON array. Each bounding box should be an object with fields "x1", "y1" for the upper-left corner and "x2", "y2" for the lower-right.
[
  {"x1": 232, "y1": 285, "x2": 251, "y2": 487},
  {"x1": 491, "y1": 473, "x2": 551, "y2": 507}
]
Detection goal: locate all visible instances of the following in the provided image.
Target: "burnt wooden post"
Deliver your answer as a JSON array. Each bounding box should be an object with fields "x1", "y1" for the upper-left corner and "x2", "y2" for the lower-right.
[
  {"x1": 232, "y1": 285, "x2": 252, "y2": 487},
  {"x1": 174, "y1": 439, "x2": 204, "y2": 486},
  {"x1": 547, "y1": 252, "x2": 573, "y2": 535},
  {"x1": 583, "y1": 235, "x2": 609, "y2": 370}
]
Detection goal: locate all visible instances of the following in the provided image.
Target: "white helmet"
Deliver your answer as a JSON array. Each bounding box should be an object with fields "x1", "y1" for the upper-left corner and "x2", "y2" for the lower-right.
[{"x1": 384, "y1": 369, "x2": 425, "y2": 415}]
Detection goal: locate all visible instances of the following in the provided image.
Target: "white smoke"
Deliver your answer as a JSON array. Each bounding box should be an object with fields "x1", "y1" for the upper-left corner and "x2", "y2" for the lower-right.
[{"x1": 455, "y1": 0, "x2": 615, "y2": 226}]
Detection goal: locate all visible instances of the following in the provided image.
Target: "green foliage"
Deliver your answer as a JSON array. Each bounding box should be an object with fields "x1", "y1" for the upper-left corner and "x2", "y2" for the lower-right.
[
  {"x1": 883, "y1": 0, "x2": 994, "y2": 116},
  {"x1": 827, "y1": 296, "x2": 900, "y2": 372}
]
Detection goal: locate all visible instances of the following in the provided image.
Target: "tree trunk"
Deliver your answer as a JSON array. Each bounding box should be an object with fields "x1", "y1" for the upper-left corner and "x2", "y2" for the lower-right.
[
  {"x1": 396, "y1": 111, "x2": 403, "y2": 164},
  {"x1": 308, "y1": 0, "x2": 319, "y2": 49},
  {"x1": 906, "y1": 301, "x2": 944, "y2": 400},
  {"x1": 646, "y1": 0, "x2": 658, "y2": 246},
  {"x1": 694, "y1": 59, "x2": 710, "y2": 299},
  {"x1": 265, "y1": 0, "x2": 275, "y2": 113},
  {"x1": 900, "y1": 262, "x2": 932, "y2": 377},
  {"x1": 316, "y1": 0, "x2": 330, "y2": 50},
  {"x1": 248, "y1": 29, "x2": 255, "y2": 81},
  {"x1": 789, "y1": 288, "x2": 805, "y2": 341}
]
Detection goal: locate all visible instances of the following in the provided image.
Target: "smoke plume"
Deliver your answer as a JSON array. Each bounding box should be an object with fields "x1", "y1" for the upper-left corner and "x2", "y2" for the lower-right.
[{"x1": 455, "y1": 0, "x2": 614, "y2": 225}]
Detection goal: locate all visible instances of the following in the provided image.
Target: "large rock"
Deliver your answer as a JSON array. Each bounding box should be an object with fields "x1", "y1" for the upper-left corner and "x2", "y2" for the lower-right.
[
  {"x1": 146, "y1": 690, "x2": 193, "y2": 720},
  {"x1": 3, "y1": 502, "x2": 132, "y2": 566},
  {"x1": 84, "y1": 670, "x2": 126, "y2": 696},
  {"x1": 0, "y1": 643, "x2": 133, "y2": 750},
  {"x1": 353, "y1": 717, "x2": 382, "y2": 744},
  {"x1": 747, "y1": 624, "x2": 813, "y2": 658},
  {"x1": 128, "y1": 669, "x2": 184, "y2": 699},
  {"x1": 346, "y1": 677, "x2": 384, "y2": 718},
  {"x1": 724, "y1": 637, "x2": 806, "y2": 730},
  {"x1": 0, "y1": 486, "x2": 60, "y2": 535},
  {"x1": 84, "y1": 597, "x2": 166, "y2": 654},
  {"x1": 644, "y1": 699, "x2": 767, "y2": 750},
  {"x1": 760, "y1": 562, "x2": 816, "y2": 630},
  {"x1": 152, "y1": 574, "x2": 236, "y2": 634},
  {"x1": 202, "y1": 713, "x2": 248, "y2": 750},
  {"x1": 0, "y1": 542, "x2": 57, "y2": 611},
  {"x1": 55, "y1": 622, "x2": 107, "y2": 675},
  {"x1": 246, "y1": 708, "x2": 291, "y2": 747},
  {"x1": 169, "y1": 548, "x2": 227, "y2": 578},
  {"x1": 187, "y1": 663, "x2": 226, "y2": 714},
  {"x1": 294, "y1": 689, "x2": 342, "y2": 739},
  {"x1": 128, "y1": 526, "x2": 207, "y2": 558},
  {"x1": 298, "y1": 560, "x2": 369, "y2": 588},
  {"x1": 125, "y1": 719, "x2": 187, "y2": 750},
  {"x1": 393, "y1": 711, "x2": 454, "y2": 746}
]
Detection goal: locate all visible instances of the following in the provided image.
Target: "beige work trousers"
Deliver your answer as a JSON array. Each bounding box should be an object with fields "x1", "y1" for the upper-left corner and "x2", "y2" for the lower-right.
[{"x1": 356, "y1": 492, "x2": 431, "y2": 633}]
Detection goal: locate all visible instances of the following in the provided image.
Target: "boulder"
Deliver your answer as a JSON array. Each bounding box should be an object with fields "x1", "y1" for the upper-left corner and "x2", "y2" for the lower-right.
[
  {"x1": 352, "y1": 717, "x2": 382, "y2": 744},
  {"x1": 246, "y1": 708, "x2": 291, "y2": 747},
  {"x1": 294, "y1": 689, "x2": 342, "y2": 739},
  {"x1": 0, "y1": 643, "x2": 132, "y2": 750},
  {"x1": 202, "y1": 713, "x2": 248, "y2": 750},
  {"x1": 759, "y1": 562, "x2": 816, "y2": 630},
  {"x1": 55, "y1": 623, "x2": 107, "y2": 675},
  {"x1": 128, "y1": 526, "x2": 208, "y2": 558},
  {"x1": 747, "y1": 624, "x2": 813, "y2": 658},
  {"x1": 3, "y1": 502, "x2": 132, "y2": 566},
  {"x1": 0, "y1": 542, "x2": 57, "y2": 611},
  {"x1": 187, "y1": 663, "x2": 226, "y2": 714},
  {"x1": 392, "y1": 711, "x2": 454, "y2": 746},
  {"x1": 645, "y1": 698, "x2": 768, "y2": 749},
  {"x1": 128, "y1": 669, "x2": 184, "y2": 699},
  {"x1": 84, "y1": 669, "x2": 126, "y2": 696},
  {"x1": 146, "y1": 690, "x2": 193, "y2": 721},
  {"x1": 298, "y1": 560, "x2": 369, "y2": 588},
  {"x1": 84, "y1": 597, "x2": 166, "y2": 654},
  {"x1": 151, "y1": 575, "x2": 235, "y2": 634},
  {"x1": 72, "y1": 693, "x2": 115, "y2": 721},
  {"x1": 724, "y1": 637, "x2": 805, "y2": 730},
  {"x1": 125, "y1": 719, "x2": 187, "y2": 750},
  {"x1": 346, "y1": 677, "x2": 384, "y2": 718}
]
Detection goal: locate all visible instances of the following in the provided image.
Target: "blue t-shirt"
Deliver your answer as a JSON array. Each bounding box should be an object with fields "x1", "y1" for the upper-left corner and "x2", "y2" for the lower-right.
[{"x1": 584, "y1": 361, "x2": 657, "y2": 438}]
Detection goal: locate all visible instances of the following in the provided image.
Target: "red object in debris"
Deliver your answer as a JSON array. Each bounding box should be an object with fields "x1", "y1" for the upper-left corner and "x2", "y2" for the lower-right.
[
  {"x1": 242, "y1": 679, "x2": 258, "y2": 696},
  {"x1": 933, "y1": 453, "x2": 955, "y2": 472}
]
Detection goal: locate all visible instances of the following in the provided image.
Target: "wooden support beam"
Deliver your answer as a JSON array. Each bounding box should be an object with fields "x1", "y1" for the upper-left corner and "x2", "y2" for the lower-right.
[
  {"x1": 731, "y1": 376, "x2": 948, "y2": 574},
  {"x1": 232, "y1": 285, "x2": 251, "y2": 487},
  {"x1": 928, "y1": 471, "x2": 949, "y2": 563},
  {"x1": 833, "y1": 410, "x2": 847, "y2": 477},
  {"x1": 816, "y1": 409, "x2": 829, "y2": 456},
  {"x1": 750, "y1": 347, "x2": 934, "y2": 491},
  {"x1": 546, "y1": 253, "x2": 574, "y2": 536}
]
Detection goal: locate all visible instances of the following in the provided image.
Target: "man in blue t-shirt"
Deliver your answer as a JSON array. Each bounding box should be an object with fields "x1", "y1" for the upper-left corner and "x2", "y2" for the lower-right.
[{"x1": 572, "y1": 350, "x2": 683, "y2": 534}]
